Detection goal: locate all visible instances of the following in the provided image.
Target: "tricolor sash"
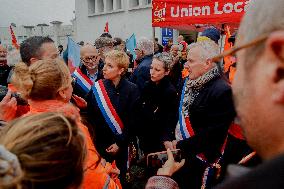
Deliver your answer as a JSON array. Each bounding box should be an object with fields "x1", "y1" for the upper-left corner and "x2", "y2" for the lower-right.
[
  {"x1": 72, "y1": 68, "x2": 93, "y2": 94},
  {"x1": 175, "y1": 78, "x2": 195, "y2": 140},
  {"x1": 175, "y1": 78, "x2": 228, "y2": 189},
  {"x1": 92, "y1": 80, "x2": 124, "y2": 136}
]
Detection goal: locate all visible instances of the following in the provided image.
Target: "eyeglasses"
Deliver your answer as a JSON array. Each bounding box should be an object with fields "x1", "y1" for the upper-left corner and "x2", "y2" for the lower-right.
[
  {"x1": 82, "y1": 56, "x2": 99, "y2": 62},
  {"x1": 211, "y1": 34, "x2": 268, "y2": 63},
  {"x1": 0, "y1": 51, "x2": 7, "y2": 55}
]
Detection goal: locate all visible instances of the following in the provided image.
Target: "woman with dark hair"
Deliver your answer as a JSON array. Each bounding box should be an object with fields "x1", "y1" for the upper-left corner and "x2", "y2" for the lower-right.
[{"x1": 134, "y1": 52, "x2": 179, "y2": 155}]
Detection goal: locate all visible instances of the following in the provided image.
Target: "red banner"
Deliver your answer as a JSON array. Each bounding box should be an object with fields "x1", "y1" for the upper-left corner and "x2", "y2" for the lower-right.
[{"x1": 152, "y1": 0, "x2": 250, "y2": 28}]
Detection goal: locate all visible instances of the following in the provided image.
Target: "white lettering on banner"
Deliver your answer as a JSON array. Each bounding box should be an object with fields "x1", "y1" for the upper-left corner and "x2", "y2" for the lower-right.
[
  {"x1": 224, "y1": 3, "x2": 234, "y2": 13},
  {"x1": 181, "y1": 7, "x2": 189, "y2": 17},
  {"x1": 202, "y1": 6, "x2": 211, "y2": 16},
  {"x1": 170, "y1": 1, "x2": 249, "y2": 18},
  {"x1": 171, "y1": 6, "x2": 179, "y2": 17},
  {"x1": 234, "y1": 2, "x2": 243, "y2": 13},
  {"x1": 193, "y1": 7, "x2": 202, "y2": 16},
  {"x1": 244, "y1": 0, "x2": 250, "y2": 12},
  {"x1": 154, "y1": 7, "x2": 166, "y2": 18},
  {"x1": 214, "y1": 2, "x2": 223, "y2": 15}
]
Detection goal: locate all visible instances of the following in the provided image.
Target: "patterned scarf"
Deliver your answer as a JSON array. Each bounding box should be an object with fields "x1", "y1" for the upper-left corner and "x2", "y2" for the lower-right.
[{"x1": 182, "y1": 66, "x2": 220, "y2": 117}]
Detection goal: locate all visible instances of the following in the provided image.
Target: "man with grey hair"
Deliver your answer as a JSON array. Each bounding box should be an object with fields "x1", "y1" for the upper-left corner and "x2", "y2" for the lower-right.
[
  {"x1": 130, "y1": 38, "x2": 154, "y2": 91},
  {"x1": 169, "y1": 40, "x2": 236, "y2": 188}
]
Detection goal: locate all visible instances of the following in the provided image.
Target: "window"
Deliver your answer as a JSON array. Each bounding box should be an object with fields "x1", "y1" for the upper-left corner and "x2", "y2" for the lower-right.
[
  {"x1": 129, "y1": 0, "x2": 139, "y2": 8},
  {"x1": 97, "y1": 0, "x2": 104, "y2": 13},
  {"x1": 106, "y1": 0, "x2": 113, "y2": 11},
  {"x1": 144, "y1": 0, "x2": 152, "y2": 5},
  {"x1": 88, "y1": 0, "x2": 123, "y2": 15},
  {"x1": 88, "y1": 0, "x2": 96, "y2": 14},
  {"x1": 115, "y1": 0, "x2": 122, "y2": 10}
]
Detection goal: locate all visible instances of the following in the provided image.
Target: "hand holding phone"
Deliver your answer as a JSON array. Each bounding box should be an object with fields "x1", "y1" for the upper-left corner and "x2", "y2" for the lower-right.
[
  {"x1": 147, "y1": 149, "x2": 184, "y2": 169},
  {"x1": 157, "y1": 149, "x2": 185, "y2": 177}
]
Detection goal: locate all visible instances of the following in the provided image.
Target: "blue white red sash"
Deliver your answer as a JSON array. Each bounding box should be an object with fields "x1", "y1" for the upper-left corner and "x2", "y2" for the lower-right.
[
  {"x1": 175, "y1": 78, "x2": 195, "y2": 140},
  {"x1": 72, "y1": 68, "x2": 93, "y2": 94},
  {"x1": 175, "y1": 78, "x2": 228, "y2": 189},
  {"x1": 92, "y1": 80, "x2": 124, "y2": 136}
]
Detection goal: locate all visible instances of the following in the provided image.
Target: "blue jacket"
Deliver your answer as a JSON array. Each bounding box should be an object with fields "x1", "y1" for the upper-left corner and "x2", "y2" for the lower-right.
[{"x1": 130, "y1": 54, "x2": 153, "y2": 91}]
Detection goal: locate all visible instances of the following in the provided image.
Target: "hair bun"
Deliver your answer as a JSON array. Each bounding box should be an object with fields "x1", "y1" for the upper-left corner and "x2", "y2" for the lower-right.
[{"x1": 13, "y1": 62, "x2": 34, "y2": 98}]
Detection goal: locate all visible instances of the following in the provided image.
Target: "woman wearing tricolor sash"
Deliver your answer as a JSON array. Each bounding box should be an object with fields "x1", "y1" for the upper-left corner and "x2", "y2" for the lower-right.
[{"x1": 86, "y1": 50, "x2": 139, "y2": 186}]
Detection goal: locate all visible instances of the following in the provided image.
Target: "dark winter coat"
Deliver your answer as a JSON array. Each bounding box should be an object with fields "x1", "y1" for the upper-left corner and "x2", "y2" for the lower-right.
[
  {"x1": 86, "y1": 78, "x2": 139, "y2": 160},
  {"x1": 0, "y1": 65, "x2": 11, "y2": 87},
  {"x1": 133, "y1": 77, "x2": 179, "y2": 154},
  {"x1": 130, "y1": 54, "x2": 153, "y2": 91},
  {"x1": 174, "y1": 76, "x2": 236, "y2": 189},
  {"x1": 215, "y1": 153, "x2": 284, "y2": 189}
]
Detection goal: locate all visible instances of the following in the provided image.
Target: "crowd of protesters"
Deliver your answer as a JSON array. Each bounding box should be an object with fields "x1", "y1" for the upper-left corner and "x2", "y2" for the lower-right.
[{"x1": 1, "y1": 0, "x2": 284, "y2": 188}]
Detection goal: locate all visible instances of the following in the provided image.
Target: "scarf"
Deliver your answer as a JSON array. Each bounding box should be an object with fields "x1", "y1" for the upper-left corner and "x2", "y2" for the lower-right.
[{"x1": 182, "y1": 66, "x2": 220, "y2": 118}]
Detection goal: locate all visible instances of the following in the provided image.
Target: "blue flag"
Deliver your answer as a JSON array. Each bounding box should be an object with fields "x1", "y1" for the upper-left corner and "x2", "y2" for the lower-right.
[
  {"x1": 67, "y1": 37, "x2": 81, "y2": 73},
  {"x1": 126, "y1": 34, "x2": 137, "y2": 59}
]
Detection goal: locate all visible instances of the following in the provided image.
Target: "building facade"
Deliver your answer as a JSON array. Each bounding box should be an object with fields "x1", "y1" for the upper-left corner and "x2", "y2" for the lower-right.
[
  {"x1": 75, "y1": 0, "x2": 180, "y2": 44},
  {"x1": 0, "y1": 22, "x2": 74, "y2": 51}
]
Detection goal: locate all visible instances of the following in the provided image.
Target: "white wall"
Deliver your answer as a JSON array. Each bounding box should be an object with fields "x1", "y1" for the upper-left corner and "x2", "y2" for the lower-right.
[{"x1": 75, "y1": 0, "x2": 154, "y2": 43}]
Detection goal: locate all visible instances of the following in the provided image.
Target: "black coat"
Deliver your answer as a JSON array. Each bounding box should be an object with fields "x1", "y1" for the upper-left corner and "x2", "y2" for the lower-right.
[
  {"x1": 130, "y1": 54, "x2": 153, "y2": 92},
  {"x1": 177, "y1": 76, "x2": 236, "y2": 161},
  {"x1": 86, "y1": 78, "x2": 139, "y2": 160},
  {"x1": 174, "y1": 76, "x2": 236, "y2": 189},
  {"x1": 134, "y1": 77, "x2": 179, "y2": 154},
  {"x1": 0, "y1": 65, "x2": 11, "y2": 87},
  {"x1": 215, "y1": 153, "x2": 284, "y2": 189},
  {"x1": 169, "y1": 60, "x2": 183, "y2": 94}
]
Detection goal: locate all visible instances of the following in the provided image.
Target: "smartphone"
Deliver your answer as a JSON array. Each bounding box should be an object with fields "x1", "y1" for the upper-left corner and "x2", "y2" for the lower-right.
[{"x1": 147, "y1": 149, "x2": 182, "y2": 168}]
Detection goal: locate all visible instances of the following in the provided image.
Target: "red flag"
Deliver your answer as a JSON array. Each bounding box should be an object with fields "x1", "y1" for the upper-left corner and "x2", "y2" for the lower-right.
[
  {"x1": 9, "y1": 26, "x2": 20, "y2": 49},
  {"x1": 104, "y1": 22, "x2": 109, "y2": 33}
]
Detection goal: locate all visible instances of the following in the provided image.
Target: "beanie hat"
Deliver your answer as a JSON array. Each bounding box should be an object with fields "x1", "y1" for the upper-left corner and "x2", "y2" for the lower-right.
[{"x1": 201, "y1": 27, "x2": 221, "y2": 44}]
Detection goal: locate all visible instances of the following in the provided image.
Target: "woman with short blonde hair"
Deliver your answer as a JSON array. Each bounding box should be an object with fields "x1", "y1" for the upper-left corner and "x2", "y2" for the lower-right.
[{"x1": 86, "y1": 50, "x2": 139, "y2": 186}]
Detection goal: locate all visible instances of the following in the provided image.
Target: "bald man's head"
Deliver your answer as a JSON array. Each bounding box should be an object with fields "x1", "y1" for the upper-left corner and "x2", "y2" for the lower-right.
[
  {"x1": 80, "y1": 44, "x2": 100, "y2": 70},
  {"x1": 80, "y1": 44, "x2": 97, "y2": 56},
  {"x1": 0, "y1": 45, "x2": 8, "y2": 66},
  {"x1": 177, "y1": 35, "x2": 184, "y2": 43}
]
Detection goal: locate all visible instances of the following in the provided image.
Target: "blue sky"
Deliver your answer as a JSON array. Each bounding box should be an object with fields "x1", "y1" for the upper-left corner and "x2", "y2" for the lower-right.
[{"x1": 0, "y1": 0, "x2": 75, "y2": 26}]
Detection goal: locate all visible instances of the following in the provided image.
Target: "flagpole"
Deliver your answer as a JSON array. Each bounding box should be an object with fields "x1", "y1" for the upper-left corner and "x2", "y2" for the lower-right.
[{"x1": 152, "y1": 27, "x2": 156, "y2": 42}]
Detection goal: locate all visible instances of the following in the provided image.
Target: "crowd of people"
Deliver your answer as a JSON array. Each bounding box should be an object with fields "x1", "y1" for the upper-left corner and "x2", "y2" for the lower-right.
[{"x1": 1, "y1": 0, "x2": 284, "y2": 188}]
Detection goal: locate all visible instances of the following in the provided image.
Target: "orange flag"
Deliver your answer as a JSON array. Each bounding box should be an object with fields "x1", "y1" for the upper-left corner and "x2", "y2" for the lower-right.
[
  {"x1": 9, "y1": 26, "x2": 20, "y2": 49},
  {"x1": 104, "y1": 22, "x2": 109, "y2": 33},
  {"x1": 223, "y1": 25, "x2": 233, "y2": 73}
]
